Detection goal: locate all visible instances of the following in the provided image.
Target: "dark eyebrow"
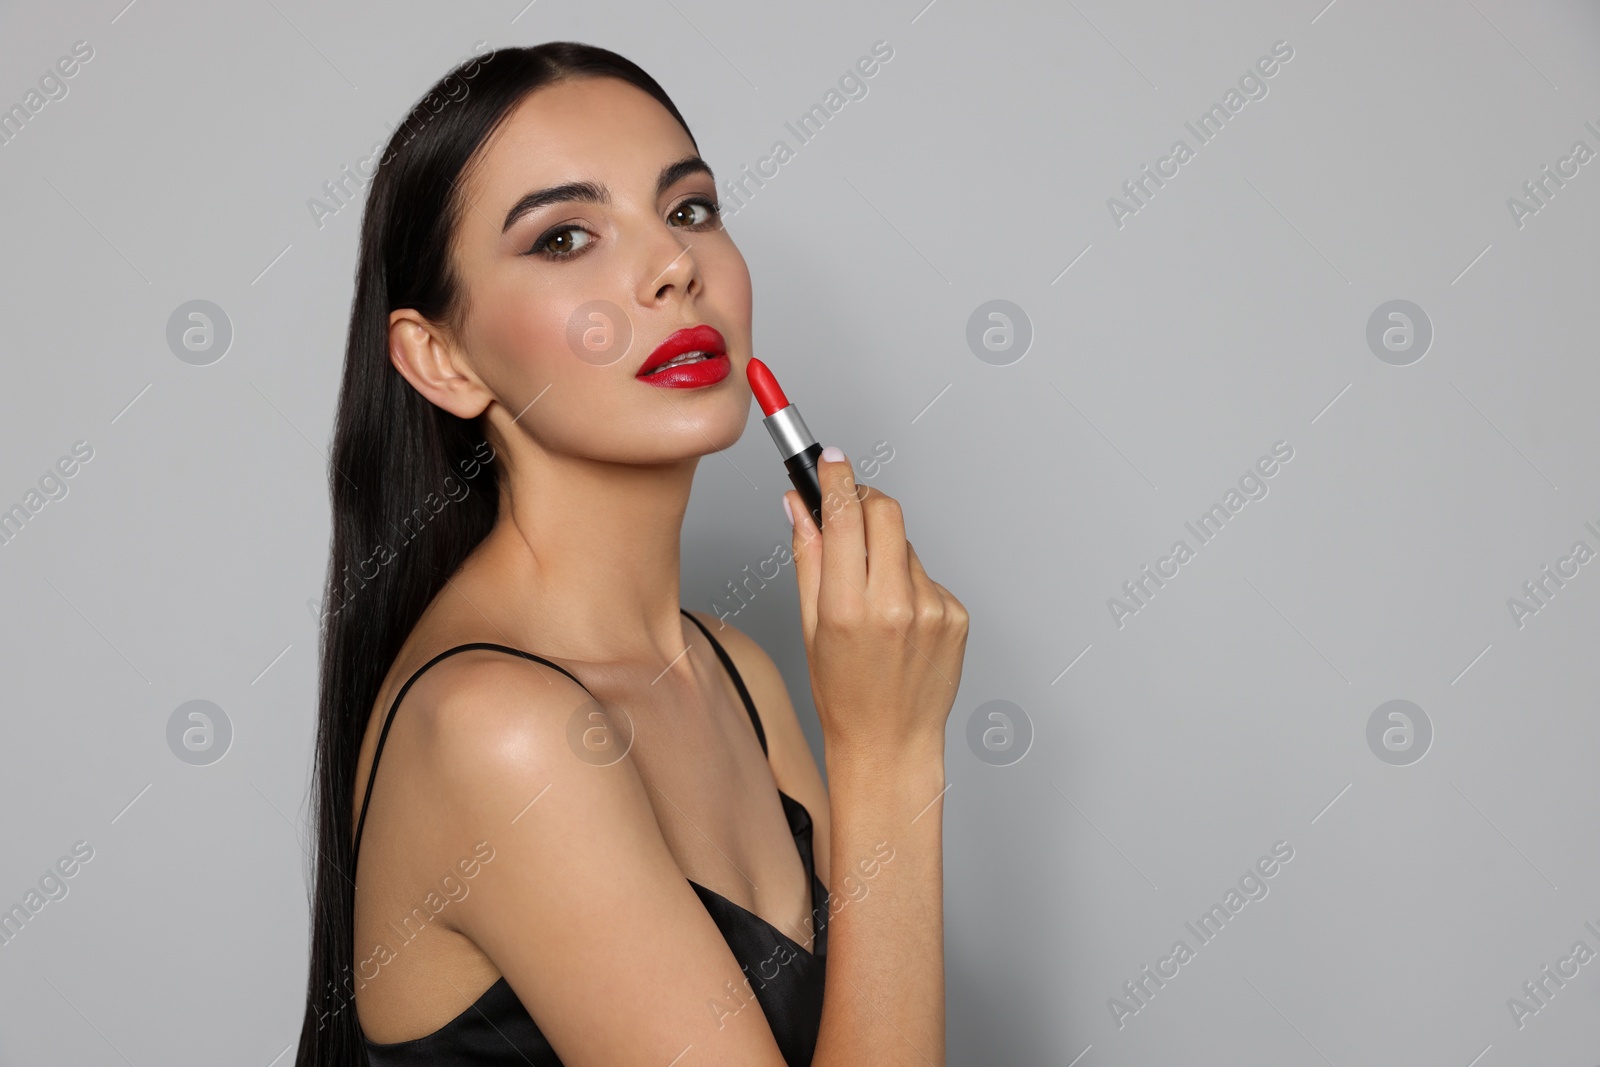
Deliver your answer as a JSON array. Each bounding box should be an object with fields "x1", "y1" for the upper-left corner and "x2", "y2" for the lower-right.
[
  {"x1": 655, "y1": 155, "x2": 715, "y2": 196},
  {"x1": 499, "y1": 155, "x2": 716, "y2": 234},
  {"x1": 499, "y1": 180, "x2": 607, "y2": 234}
]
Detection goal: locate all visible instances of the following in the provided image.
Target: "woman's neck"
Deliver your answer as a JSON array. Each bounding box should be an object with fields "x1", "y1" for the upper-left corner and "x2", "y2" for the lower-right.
[{"x1": 467, "y1": 448, "x2": 699, "y2": 665}]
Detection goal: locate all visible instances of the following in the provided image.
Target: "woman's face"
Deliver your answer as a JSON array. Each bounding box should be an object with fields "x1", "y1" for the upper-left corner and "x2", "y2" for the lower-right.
[{"x1": 412, "y1": 74, "x2": 754, "y2": 465}]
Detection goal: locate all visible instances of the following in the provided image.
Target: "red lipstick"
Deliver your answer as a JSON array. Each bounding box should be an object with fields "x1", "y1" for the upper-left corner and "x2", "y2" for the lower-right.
[
  {"x1": 747, "y1": 357, "x2": 825, "y2": 529},
  {"x1": 636, "y1": 324, "x2": 730, "y2": 388}
]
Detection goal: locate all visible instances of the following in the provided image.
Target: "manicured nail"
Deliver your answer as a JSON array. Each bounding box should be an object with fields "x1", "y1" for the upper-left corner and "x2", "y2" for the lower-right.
[
  {"x1": 782, "y1": 495, "x2": 794, "y2": 527},
  {"x1": 820, "y1": 445, "x2": 845, "y2": 463}
]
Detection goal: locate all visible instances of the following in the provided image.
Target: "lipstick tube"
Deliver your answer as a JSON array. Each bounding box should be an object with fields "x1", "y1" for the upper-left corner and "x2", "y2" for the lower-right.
[
  {"x1": 764, "y1": 404, "x2": 825, "y2": 530},
  {"x1": 747, "y1": 357, "x2": 826, "y2": 529}
]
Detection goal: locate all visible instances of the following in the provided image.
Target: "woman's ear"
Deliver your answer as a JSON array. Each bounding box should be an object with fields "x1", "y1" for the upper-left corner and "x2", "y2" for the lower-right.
[{"x1": 388, "y1": 309, "x2": 493, "y2": 418}]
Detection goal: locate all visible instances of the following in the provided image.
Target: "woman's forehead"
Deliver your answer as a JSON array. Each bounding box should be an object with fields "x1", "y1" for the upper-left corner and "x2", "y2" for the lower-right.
[{"x1": 472, "y1": 77, "x2": 696, "y2": 198}]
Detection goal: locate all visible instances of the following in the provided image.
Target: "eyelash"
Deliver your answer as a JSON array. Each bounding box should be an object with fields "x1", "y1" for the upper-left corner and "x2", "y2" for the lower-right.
[
  {"x1": 524, "y1": 196, "x2": 723, "y2": 260},
  {"x1": 669, "y1": 195, "x2": 722, "y2": 232}
]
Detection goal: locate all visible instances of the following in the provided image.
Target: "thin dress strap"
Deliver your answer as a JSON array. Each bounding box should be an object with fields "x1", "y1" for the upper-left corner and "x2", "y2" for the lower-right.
[
  {"x1": 353, "y1": 614, "x2": 769, "y2": 865},
  {"x1": 680, "y1": 609, "x2": 768, "y2": 757},
  {"x1": 352, "y1": 643, "x2": 591, "y2": 865}
]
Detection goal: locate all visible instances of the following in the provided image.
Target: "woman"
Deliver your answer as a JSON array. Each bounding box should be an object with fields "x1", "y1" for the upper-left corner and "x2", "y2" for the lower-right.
[{"x1": 295, "y1": 41, "x2": 968, "y2": 1066}]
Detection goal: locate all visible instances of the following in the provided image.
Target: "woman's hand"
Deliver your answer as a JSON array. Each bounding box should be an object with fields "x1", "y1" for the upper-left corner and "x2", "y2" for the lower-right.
[{"x1": 784, "y1": 448, "x2": 968, "y2": 770}]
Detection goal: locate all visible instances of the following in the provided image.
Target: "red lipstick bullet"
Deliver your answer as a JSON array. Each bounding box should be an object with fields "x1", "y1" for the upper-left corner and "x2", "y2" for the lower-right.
[{"x1": 747, "y1": 357, "x2": 826, "y2": 529}]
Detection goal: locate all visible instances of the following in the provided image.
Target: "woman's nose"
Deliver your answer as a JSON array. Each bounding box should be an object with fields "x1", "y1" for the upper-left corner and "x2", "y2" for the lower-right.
[{"x1": 639, "y1": 231, "x2": 699, "y2": 304}]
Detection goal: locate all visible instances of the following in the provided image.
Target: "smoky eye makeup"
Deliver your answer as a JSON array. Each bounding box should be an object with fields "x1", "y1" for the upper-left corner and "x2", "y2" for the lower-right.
[
  {"x1": 666, "y1": 195, "x2": 722, "y2": 230},
  {"x1": 520, "y1": 193, "x2": 724, "y2": 261},
  {"x1": 523, "y1": 219, "x2": 596, "y2": 260}
]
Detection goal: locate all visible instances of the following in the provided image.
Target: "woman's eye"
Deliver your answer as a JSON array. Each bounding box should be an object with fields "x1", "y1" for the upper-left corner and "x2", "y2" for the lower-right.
[
  {"x1": 668, "y1": 197, "x2": 720, "y2": 228},
  {"x1": 529, "y1": 225, "x2": 593, "y2": 259}
]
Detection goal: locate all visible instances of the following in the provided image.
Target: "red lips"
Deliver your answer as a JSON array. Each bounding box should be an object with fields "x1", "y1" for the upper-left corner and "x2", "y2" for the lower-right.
[{"x1": 635, "y1": 324, "x2": 727, "y2": 377}]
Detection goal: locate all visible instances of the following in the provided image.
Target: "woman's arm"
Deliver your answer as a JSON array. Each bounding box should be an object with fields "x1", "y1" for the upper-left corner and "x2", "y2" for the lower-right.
[
  {"x1": 692, "y1": 614, "x2": 949, "y2": 1063},
  {"x1": 684, "y1": 606, "x2": 953, "y2": 1065},
  {"x1": 781, "y1": 451, "x2": 968, "y2": 1067},
  {"x1": 814, "y1": 748, "x2": 947, "y2": 1065},
  {"x1": 410, "y1": 654, "x2": 798, "y2": 1066}
]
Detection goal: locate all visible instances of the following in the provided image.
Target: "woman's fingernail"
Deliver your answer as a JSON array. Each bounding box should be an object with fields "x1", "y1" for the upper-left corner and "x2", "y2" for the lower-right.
[
  {"x1": 782, "y1": 495, "x2": 795, "y2": 527},
  {"x1": 820, "y1": 445, "x2": 845, "y2": 463}
]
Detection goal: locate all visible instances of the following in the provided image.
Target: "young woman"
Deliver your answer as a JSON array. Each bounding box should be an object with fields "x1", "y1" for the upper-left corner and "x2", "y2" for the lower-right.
[{"x1": 294, "y1": 42, "x2": 968, "y2": 1067}]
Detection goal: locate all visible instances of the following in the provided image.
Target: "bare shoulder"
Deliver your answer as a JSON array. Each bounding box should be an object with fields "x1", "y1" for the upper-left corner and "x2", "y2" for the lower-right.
[
  {"x1": 374, "y1": 649, "x2": 614, "y2": 851},
  {"x1": 388, "y1": 647, "x2": 796, "y2": 1063},
  {"x1": 408, "y1": 649, "x2": 597, "y2": 787},
  {"x1": 686, "y1": 610, "x2": 832, "y2": 888}
]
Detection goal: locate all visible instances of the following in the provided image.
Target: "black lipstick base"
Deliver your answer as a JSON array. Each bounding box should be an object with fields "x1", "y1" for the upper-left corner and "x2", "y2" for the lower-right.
[{"x1": 784, "y1": 442, "x2": 825, "y2": 531}]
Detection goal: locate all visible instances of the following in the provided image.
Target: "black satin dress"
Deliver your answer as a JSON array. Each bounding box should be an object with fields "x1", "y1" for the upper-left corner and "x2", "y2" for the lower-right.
[{"x1": 352, "y1": 609, "x2": 829, "y2": 1065}]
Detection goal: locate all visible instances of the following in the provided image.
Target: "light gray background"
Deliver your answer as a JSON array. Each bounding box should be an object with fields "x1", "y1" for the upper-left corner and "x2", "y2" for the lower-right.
[{"x1": 2, "y1": 0, "x2": 1598, "y2": 1063}]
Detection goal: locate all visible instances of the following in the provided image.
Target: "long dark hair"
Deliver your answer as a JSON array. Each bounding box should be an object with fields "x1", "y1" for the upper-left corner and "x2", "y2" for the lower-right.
[{"x1": 295, "y1": 42, "x2": 697, "y2": 1065}]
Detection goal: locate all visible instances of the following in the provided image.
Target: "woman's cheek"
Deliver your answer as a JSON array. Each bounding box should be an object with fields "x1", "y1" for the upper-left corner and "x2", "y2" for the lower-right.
[
  {"x1": 707, "y1": 243, "x2": 754, "y2": 339},
  {"x1": 483, "y1": 293, "x2": 582, "y2": 381},
  {"x1": 562, "y1": 297, "x2": 637, "y2": 370}
]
